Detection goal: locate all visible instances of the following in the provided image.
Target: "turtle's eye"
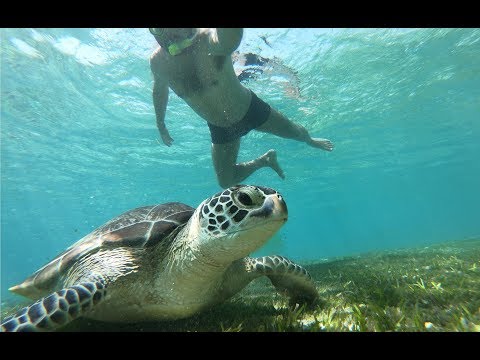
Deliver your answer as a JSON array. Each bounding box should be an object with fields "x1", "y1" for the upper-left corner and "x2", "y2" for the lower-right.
[
  {"x1": 237, "y1": 192, "x2": 253, "y2": 206},
  {"x1": 233, "y1": 187, "x2": 265, "y2": 208}
]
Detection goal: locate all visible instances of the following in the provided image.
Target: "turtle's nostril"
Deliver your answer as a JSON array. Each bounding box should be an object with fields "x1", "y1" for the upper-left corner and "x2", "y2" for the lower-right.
[{"x1": 277, "y1": 195, "x2": 287, "y2": 216}]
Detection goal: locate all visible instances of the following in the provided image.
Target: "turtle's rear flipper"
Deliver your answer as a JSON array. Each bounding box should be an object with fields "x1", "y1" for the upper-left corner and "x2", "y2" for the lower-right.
[
  {"x1": 248, "y1": 256, "x2": 318, "y2": 308},
  {"x1": 1, "y1": 281, "x2": 106, "y2": 332}
]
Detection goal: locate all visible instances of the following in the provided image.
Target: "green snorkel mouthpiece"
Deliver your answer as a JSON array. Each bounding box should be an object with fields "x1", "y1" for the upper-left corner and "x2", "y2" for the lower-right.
[{"x1": 168, "y1": 37, "x2": 194, "y2": 56}]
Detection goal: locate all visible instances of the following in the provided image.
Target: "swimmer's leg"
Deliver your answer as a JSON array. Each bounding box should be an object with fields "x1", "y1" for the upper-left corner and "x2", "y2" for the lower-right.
[
  {"x1": 256, "y1": 108, "x2": 334, "y2": 151},
  {"x1": 212, "y1": 139, "x2": 285, "y2": 189}
]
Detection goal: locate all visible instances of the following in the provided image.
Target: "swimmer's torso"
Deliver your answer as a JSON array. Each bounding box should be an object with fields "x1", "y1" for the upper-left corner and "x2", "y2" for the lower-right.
[{"x1": 151, "y1": 33, "x2": 252, "y2": 127}]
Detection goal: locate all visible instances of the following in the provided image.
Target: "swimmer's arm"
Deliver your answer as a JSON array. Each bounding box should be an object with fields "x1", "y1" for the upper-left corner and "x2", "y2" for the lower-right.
[
  {"x1": 150, "y1": 54, "x2": 173, "y2": 146},
  {"x1": 207, "y1": 28, "x2": 243, "y2": 56},
  {"x1": 152, "y1": 77, "x2": 169, "y2": 131}
]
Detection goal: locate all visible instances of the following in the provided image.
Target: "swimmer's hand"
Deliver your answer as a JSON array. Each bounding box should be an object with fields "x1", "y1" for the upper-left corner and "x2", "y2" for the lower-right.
[{"x1": 159, "y1": 127, "x2": 174, "y2": 146}]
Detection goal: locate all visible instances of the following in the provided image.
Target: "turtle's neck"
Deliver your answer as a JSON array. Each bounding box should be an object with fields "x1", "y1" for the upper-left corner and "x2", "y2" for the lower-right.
[{"x1": 164, "y1": 211, "x2": 229, "y2": 274}]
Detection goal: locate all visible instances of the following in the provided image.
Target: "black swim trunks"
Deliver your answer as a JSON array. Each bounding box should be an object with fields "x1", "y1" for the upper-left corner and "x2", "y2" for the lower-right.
[{"x1": 207, "y1": 91, "x2": 271, "y2": 144}]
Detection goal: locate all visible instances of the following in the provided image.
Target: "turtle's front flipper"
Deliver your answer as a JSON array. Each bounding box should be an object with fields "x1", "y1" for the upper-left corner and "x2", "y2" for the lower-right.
[
  {"x1": 1, "y1": 281, "x2": 106, "y2": 332},
  {"x1": 247, "y1": 256, "x2": 318, "y2": 307}
]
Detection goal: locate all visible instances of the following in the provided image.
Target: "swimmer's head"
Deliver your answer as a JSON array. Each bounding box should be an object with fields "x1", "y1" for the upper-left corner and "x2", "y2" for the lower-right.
[{"x1": 149, "y1": 28, "x2": 198, "y2": 56}]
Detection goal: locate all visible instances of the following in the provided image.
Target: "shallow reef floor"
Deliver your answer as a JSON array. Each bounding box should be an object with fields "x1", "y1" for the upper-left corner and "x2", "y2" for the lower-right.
[{"x1": 2, "y1": 238, "x2": 479, "y2": 332}]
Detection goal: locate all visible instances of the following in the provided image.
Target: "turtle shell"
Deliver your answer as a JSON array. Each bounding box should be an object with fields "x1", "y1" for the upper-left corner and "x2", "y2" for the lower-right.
[{"x1": 10, "y1": 202, "x2": 194, "y2": 298}]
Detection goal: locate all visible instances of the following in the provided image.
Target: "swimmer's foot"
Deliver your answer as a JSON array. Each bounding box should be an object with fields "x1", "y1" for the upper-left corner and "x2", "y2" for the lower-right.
[
  {"x1": 263, "y1": 149, "x2": 285, "y2": 180},
  {"x1": 308, "y1": 138, "x2": 334, "y2": 151}
]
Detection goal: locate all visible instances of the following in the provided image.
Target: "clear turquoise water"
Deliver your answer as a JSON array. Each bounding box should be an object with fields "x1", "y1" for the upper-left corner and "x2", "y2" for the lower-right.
[{"x1": 1, "y1": 28, "x2": 480, "y2": 303}]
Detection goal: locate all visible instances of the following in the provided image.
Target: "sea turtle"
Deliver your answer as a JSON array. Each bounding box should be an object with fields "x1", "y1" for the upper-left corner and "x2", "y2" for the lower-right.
[{"x1": 1, "y1": 185, "x2": 318, "y2": 332}]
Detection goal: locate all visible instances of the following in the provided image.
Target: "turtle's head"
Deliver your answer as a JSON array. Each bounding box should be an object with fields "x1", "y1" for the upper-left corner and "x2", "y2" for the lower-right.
[{"x1": 195, "y1": 185, "x2": 288, "y2": 263}]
